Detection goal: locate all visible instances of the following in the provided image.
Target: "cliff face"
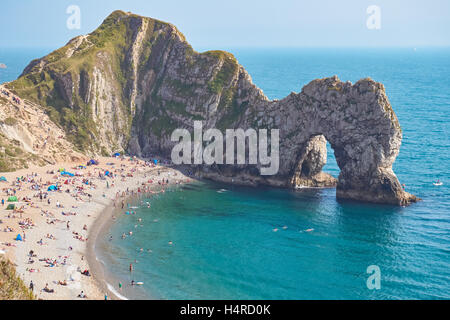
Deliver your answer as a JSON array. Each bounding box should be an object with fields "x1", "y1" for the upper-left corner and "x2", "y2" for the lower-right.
[{"x1": 7, "y1": 10, "x2": 418, "y2": 205}]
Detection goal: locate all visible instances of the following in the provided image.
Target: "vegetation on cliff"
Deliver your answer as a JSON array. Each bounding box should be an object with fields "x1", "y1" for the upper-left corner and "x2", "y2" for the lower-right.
[
  {"x1": 0, "y1": 257, "x2": 35, "y2": 300},
  {"x1": 8, "y1": 10, "x2": 243, "y2": 154}
]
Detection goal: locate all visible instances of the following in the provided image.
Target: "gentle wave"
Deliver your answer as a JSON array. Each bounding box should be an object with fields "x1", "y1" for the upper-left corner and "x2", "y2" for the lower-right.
[{"x1": 106, "y1": 282, "x2": 128, "y2": 300}]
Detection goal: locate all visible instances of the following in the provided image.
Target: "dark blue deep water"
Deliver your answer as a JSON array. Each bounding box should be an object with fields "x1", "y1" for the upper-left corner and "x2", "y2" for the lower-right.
[{"x1": 2, "y1": 47, "x2": 449, "y2": 299}]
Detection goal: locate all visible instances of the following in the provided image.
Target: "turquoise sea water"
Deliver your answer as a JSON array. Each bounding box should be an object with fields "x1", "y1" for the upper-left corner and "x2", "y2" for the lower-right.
[{"x1": 1, "y1": 47, "x2": 449, "y2": 299}]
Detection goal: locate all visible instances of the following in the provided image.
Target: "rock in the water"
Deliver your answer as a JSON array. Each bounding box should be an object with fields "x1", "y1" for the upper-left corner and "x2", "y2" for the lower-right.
[{"x1": 7, "y1": 10, "x2": 418, "y2": 206}]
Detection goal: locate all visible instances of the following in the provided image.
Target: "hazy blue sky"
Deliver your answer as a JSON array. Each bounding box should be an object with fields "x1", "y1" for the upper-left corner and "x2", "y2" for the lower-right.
[{"x1": 1, "y1": 0, "x2": 449, "y2": 50}]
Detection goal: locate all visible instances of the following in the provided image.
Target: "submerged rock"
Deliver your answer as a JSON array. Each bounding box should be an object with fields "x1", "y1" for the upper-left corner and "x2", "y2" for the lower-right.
[{"x1": 6, "y1": 11, "x2": 418, "y2": 205}]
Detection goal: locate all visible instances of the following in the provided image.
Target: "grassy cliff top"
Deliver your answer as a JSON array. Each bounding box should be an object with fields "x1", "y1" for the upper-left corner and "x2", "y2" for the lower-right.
[{"x1": 0, "y1": 257, "x2": 35, "y2": 300}]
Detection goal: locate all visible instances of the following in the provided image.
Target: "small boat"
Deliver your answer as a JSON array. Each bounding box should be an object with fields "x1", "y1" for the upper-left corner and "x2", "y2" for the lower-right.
[{"x1": 433, "y1": 179, "x2": 443, "y2": 186}]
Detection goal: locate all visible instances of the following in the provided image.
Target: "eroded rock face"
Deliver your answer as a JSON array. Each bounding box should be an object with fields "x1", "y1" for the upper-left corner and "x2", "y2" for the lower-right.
[{"x1": 9, "y1": 11, "x2": 418, "y2": 205}]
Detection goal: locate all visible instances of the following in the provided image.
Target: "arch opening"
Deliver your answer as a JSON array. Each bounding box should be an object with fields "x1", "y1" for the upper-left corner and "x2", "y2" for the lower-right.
[{"x1": 290, "y1": 135, "x2": 338, "y2": 189}]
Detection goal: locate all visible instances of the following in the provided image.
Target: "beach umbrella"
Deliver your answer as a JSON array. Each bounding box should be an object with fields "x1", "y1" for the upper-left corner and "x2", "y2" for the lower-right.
[
  {"x1": 6, "y1": 204, "x2": 15, "y2": 210},
  {"x1": 0, "y1": 176, "x2": 7, "y2": 182},
  {"x1": 7, "y1": 196, "x2": 17, "y2": 202},
  {"x1": 15, "y1": 234, "x2": 22, "y2": 241},
  {"x1": 47, "y1": 185, "x2": 57, "y2": 191},
  {"x1": 113, "y1": 152, "x2": 121, "y2": 157},
  {"x1": 58, "y1": 168, "x2": 65, "y2": 172}
]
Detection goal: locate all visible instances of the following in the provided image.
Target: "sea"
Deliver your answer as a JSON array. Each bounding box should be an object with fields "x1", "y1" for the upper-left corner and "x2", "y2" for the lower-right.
[{"x1": 1, "y1": 47, "x2": 449, "y2": 299}]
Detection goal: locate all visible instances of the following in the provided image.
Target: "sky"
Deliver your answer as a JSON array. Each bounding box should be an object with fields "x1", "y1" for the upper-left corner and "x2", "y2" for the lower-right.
[{"x1": 1, "y1": 0, "x2": 449, "y2": 50}]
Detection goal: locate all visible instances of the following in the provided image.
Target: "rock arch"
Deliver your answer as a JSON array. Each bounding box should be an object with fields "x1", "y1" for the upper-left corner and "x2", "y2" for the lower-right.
[
  {"x1": 238, "y1": 76, "x2": 417, "y2": 205},
  {"x1": 198, "y1": 76, "x2": 418, "y2": 206}
]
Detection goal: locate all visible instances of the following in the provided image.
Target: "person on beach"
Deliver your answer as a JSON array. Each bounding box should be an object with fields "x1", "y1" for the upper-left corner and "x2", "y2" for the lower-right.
[{"x1": 29, "y1": 280, "x2": 34, "y2": 292}]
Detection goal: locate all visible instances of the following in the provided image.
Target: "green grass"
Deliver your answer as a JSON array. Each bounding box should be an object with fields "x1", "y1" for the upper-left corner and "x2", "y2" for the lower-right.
[
  {"x1": 204, "y1": 51, "x2": 239, "y2": 95},
  {"x1": 0, "y1": 257, "x2": 35, "y2": 300}
]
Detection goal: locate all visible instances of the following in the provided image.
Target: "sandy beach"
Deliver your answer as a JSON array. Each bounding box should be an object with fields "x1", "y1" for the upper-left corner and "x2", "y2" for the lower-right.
[{"x1": 0, "y1": 156, "x2": 191, "y2": 300}]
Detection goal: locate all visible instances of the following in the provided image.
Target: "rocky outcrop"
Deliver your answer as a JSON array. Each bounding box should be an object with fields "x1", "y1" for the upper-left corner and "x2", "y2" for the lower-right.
[
  {"x1": 6, "y1": 10, "x2": 418, "y2": 205},
  {"x1": 0, "y1": 84, "x2": 85, "y2": 171}
]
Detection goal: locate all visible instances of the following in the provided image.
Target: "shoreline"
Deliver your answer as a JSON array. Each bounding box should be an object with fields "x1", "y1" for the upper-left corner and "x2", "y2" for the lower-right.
[
  {"x1": 85, "y1": 197, "x2": 117, "y2": 299},
  {"x1": 88, "y1": 180, "x2": 194, "y2": 300},
  {"x1": 0, "y1": 157, "x2": 192, "y2": 300}
]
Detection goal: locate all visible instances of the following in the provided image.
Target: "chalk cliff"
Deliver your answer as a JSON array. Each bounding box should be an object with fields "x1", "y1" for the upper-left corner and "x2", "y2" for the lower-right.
[{"x1": 6, "y1": 11, "x2": 418, "y2": 205}]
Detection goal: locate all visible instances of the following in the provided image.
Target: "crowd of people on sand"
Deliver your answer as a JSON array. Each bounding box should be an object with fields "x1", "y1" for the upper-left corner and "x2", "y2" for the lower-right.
[{"x1": 0, "y1": 155, "x2": 192, "y2": 299}]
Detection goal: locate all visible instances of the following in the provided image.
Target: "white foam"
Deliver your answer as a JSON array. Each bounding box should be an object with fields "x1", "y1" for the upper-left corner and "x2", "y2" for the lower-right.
[{"x1": 107, "y1": 283, "x2": 128, "y2": 300}]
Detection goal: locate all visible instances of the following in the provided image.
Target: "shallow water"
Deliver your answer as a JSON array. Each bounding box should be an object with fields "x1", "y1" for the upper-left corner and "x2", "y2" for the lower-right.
[{"x1": 98, "y1": 180, "x2": 449, "y2": 300}]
